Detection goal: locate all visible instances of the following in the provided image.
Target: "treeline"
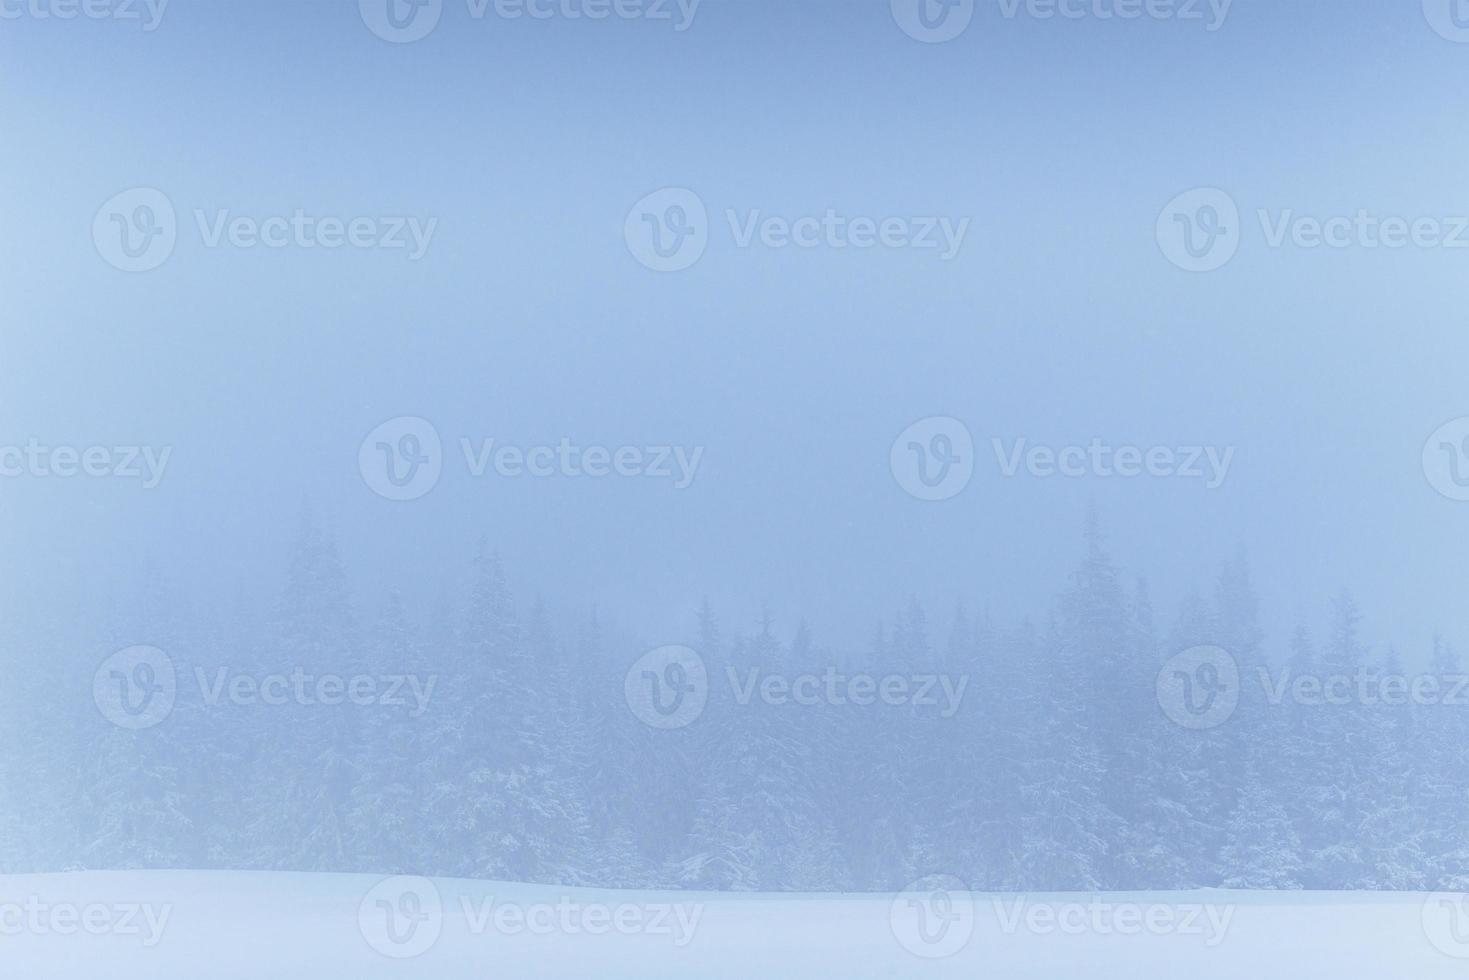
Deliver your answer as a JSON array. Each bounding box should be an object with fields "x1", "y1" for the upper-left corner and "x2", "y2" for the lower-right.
[{"x1": 1, "y1": 514, "x2": 1465, "y2": 891}]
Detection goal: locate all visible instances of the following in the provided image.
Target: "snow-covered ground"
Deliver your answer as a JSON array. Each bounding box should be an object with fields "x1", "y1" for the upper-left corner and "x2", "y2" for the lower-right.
[{"x1": 2, "y1": 871, "x2": 1466, "y2": 978}]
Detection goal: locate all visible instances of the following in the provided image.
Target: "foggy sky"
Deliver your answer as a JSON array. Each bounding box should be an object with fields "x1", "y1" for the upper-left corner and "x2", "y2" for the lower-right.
[{"x1": 3, "y1": 0, "x2": 1468, "y2": 662}]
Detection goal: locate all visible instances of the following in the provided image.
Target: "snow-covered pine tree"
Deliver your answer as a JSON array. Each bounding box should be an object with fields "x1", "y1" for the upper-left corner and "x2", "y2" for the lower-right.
[
  {"x1": 680, "y1": 614, "x2": 846, "y2": 890},
  {"x1": 1219, "y1": 767, "x2": 1304, "y2": 889},
  {"x1": 345, "y1": 591, "x2": 431, "y2": 875}
]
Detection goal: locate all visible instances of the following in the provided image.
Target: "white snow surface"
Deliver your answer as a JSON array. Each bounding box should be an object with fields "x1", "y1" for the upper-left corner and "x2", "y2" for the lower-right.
[{"x1": 2, "y1": 870, "x2": 1465, "y2": 978}]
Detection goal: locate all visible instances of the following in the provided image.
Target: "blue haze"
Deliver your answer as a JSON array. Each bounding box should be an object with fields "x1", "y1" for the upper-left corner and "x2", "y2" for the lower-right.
[{"x1": 1, "y1": 0, "x2": 1468, "y2": 890}]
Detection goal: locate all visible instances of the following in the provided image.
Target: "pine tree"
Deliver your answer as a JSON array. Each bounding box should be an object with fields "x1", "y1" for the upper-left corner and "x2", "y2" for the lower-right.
[
  {"x1": 829, "y1": 621, "x2": 909, "y2": 890},
  {"x1": 680, "y1": 617, "x2": 846, "y2": 890},
  {"x1": 251, "y1": 514, "x2": 360, "y2": 872},
  {"x1": 1045, "y1": 515, "x2": 1129, "y2": 887},
  {"x1": 345, "y1": 591, "x2": 431, "y2": 875},
  {"x1": 1117, "y1": 577, "x2": 1203, "y2": 887},
  {"x1": 81, "y1": 569, "x2": 193, "y2": 870},
  {"x1": 1353, "y1": 647, "x2": 1427, "y2": 889},
  {"x1": 1220, "y1": 770, "x2": 1304, "y2": 889},
  {"x1": 1302, "y1": 591, "x2": 1371, "y2": 888},
  {"x1": 1422, "y1": 638, "x2": 1469, "y2": 889}
]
